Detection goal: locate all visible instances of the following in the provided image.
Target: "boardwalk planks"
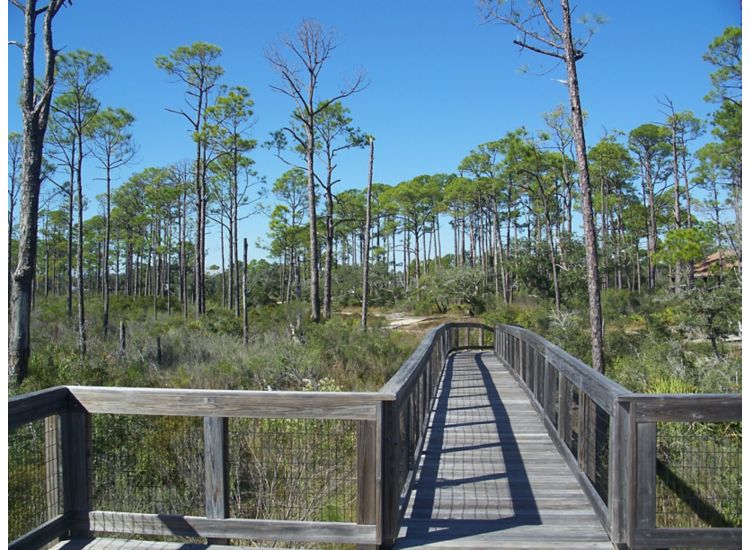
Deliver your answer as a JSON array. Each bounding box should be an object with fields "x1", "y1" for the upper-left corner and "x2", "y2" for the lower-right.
[{"x1": 394, "y1": 351, "x2": 612, "y2": 549}]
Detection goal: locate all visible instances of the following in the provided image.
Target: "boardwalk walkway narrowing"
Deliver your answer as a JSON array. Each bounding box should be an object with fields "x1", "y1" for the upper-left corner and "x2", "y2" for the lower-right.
[{"x1": 395, "y1": 350, "x2": 613, "y2": 549}]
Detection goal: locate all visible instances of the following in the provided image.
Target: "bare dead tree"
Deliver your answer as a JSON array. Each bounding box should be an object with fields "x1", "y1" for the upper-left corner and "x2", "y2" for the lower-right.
[
  {"x1": 481, "y1": 0, "x2": 605, "y2": 373},
  {"x1": 8, "y1": 132, "x2": 23, "y2": 308},
  {"x1": 9, "y1": 0, "x2": 69, "y2": 384},
  {"x1": 361, "y1": 136, "x2": 374, "y2": 330},
  {"x1": 265, "y1": 19, "x2": 367, "y2": 322}
]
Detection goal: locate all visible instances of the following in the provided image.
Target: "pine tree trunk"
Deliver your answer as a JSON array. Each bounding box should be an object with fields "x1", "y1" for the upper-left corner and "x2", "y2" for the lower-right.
[
  {"x1": 323, "y1": 173, "x2": 335, "y2": 319},
  {"x1": 305, "y1": 117, "x2": 321, "y2": 322},
  {"x1": 561, "y1": 0, "x2": 604, "y2": 373},
  {"x1": 361, "y1": 138, "x2": 374, "y2": 330},
  {"x1": 103, "y1": 164, "x2": 111, "y2": 337},
  {"x1": 76, "y1": 132, "x2": 87, "y2": 356},
  {"x1": 243, "y1": 238, "x2": 249, "y2": 345},
  {"x1": 671, "y1": 124, "x2": 682, "y2": 292},
  {"x1": 67, "y1": 153, "x2": 74, "y2": 318},
  {"x1": 220, "y1": 220, "x2": 226, "y2": 308}
]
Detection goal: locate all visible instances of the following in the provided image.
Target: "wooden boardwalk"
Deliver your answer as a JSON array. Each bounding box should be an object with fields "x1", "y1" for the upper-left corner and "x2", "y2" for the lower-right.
[{"x1": 395, "y1": 351, "x2": 613, "y2": 549}]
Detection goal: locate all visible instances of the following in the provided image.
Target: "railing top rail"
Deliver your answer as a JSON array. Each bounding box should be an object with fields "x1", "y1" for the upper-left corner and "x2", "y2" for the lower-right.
[
  {"x1": 379, "y1": 322, "x2": 491, "y2": 401},
  {"x1": 9, "y1": 385, "x2": 71, "y2": 430},
  {"x1": 498, "y1": 323, "x2": 631, "y2": 414},
  {"x1": 67, "y1": 386, "x2": 390, "y2": 420},
  {"x1": 619, "y1": 392, "x2": 741, "y2": 422}
]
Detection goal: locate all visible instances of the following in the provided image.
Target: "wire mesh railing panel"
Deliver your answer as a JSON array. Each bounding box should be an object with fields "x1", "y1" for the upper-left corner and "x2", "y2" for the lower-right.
[
  {"x1": 655, "y1": 421, "x2": 742, "y2": 529},
  {"x1": 547, "y1": 364, "x2": 560, "y2": 429},
  {"x1": 565, "y1": 382, "x2": 579, "y2": 458},
  {"x1": 535, "y1": 348, "x2": 544, "y2": 405},
  {"x1": 591, "y1": 401, "x2": 610, "y2": 504},
  {"x1": 9, "y1": 416, "x2": 63, "y2": 542},
  {"x1": 228, "y1": 417, "x2": 357, "y2": 523},
  {"x1": 91, "y1": 414, "x2": 205, "y2": 516},
  {"x1": 465, "y1": 327, "x2": 493, "y2": 348}
]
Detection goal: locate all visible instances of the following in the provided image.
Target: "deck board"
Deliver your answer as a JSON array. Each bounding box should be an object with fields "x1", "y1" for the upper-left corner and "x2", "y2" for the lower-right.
[
  {"x1": 395, "y1": 351, "x2": 613, "y2": 549},
  {"x1": 50, "y1": 538, "x2": 295, "y2": 550}
]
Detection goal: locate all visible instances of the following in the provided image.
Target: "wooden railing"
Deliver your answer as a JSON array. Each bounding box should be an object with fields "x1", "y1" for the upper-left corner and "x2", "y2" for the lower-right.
[
  {"x1": 9, "y1": 385, "x2": 387, "y2": 548},
  {"x1": 495, "y1": 324, "x2": 741, "y2": 549},
  {"x1": 8, "y1": 322, "x2": 493, "y2": 550},
  {"x1": 9, "y1": 323, "x2": 739, "y2": 549},
  {"x1": 378, "y1": 322, "x2": 494, "y2": 547}
]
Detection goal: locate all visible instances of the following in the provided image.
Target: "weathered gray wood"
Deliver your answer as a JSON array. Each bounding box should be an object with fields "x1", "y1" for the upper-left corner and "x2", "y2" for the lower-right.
[
  {"x1": 380, "y1": 399, "x2": 401, "y2": 547},
  {"x1": 8, "y1": 513, "x2": 70, "y2": 550},
  {"x1": 622, "y1": 393, "x2": 741, "y2": 422},
  {"x1": 498, "y1": 325, "x2": 629, "y2": 415},
  {"x1": 68, "y1": 386, "x2": 386, "y2": 420},
  {"x1": 558, "y1": 373, "x2": 571, "y2": 449},
  {"x1": 634, "y1": 527, "x2": 742, "y2": 548},
  {"x1": 45, "y1": 415, "x2": 61, "y2": 519},
  {"x1": 501, "y1": 353, "x2": 612, "y2": 537},
  {"x1": 609, "y1": 400, "x2": 630, "y2": 545},
  {"x1": 9, "y1": 386, "x2": 70, "y2": 430},
  {"x1": 51, "y1": 537, "x2": 309, "y2": 550},
  {"x1": 62, "y1": 404, "x2": 91, "y2": 538},
  {"x1": 627, "y1": 398, "x2": 638, "y2": 548},
  {"x1": 77, "y1": 511, "x2": 377, "y2": 545},
  {"x1": 635, "y1": 421, "x2": 657, "y2": 542},
  {"x1": 542, "y1": 359, "x2": 554, "y2": 420},
  {"x1": 357, "y1": 416, "x2": 380, "y2": 549},
  {"x1": 380, "y1": 323, "x2": 492, "y2": 400},
  {"x1": 577, "y1": 393, "x2": 588, "y2": 478},
  {"x1": 204, "y1": 416, "x2": 229, "y2": 545},
  {"x1": 395, "y1": 351, "x2": 612, "y2": 549}
]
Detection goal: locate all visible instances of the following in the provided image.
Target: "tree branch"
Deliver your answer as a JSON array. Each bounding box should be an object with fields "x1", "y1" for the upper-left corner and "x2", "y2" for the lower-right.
[
  {"x1": 535, "y1": 0, "x2": 563, "y2": 39},
  {"x1": 512, "y1": 39, "x2": 565, "y2": 60},
  {"x1": 165, "y1": 107, "x2": 197, "y2": 128}
]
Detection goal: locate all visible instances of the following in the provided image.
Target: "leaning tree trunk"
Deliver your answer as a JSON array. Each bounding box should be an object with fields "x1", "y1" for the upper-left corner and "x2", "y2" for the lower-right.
[{"x1": 561, "y1": 0, "x2": 604, "y2": 374}]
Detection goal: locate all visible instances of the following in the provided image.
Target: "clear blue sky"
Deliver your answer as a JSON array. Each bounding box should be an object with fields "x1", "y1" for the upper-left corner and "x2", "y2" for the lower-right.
[{"x1": 6, "y1": 1, "x2": 741, "y2": 266}]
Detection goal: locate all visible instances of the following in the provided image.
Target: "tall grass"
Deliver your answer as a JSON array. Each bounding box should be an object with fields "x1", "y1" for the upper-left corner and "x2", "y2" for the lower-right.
[{"x1": 20, "y1": 296, "x2": 420, "y2": 394}]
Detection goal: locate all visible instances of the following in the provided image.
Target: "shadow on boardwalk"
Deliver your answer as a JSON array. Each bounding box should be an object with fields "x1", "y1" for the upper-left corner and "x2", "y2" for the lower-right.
[{"x1": 397, "y1": 352, "x2": 541, "y2": 547}]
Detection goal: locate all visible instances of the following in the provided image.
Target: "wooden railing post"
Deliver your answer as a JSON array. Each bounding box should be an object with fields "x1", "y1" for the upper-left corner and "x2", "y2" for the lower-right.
[
  {"x1": 610, "y1": 399, "x2": 631, "y2": 546},
  {"x1": 634, "y1": 416, "x2": 657, "y2": 549},
  {"x1": 380, "y1": 400, "x2": 400, "y2": 548},
  {"x1": 204, "y1": 416, "x2": 229, "y2": 545},
  {"x1": 62, "y1": 400, "x2": 91, "y2": 537},
  {"x1": 358, "y1": 410, "x2": 380, "y2": 550}
]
